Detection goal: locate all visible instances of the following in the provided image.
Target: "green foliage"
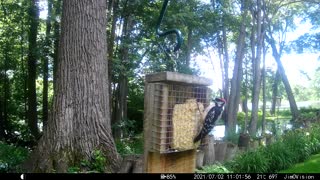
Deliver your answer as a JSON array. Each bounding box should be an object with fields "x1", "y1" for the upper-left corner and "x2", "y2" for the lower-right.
[
  {"x1": 112, "y1": 118, "x2": 137, "y2": 138},
  {"x1": 196, "y1": 162, "x2": 232, "y2": 173},
  {"x1": 223, "y1": 131, "x2": 240, "y2": 145},
  {"x1": 67, "y1": 166, "x2": 80, "y2": 173},
  {"x1": 263, "y1": 141, "x2": 296, "y2": 171},
  {"x1": 127, "y1": 77, "x2": 145, "y2": 134},
  {"x1": 0, "y1": 142, "x2": 30, "y2": 172},
  {"x1": 67, "y1": 149, "x2": 108, "y2": 173},
  {"x1": 116, "y1": 134, "x2": 143, "y2": 156},
  {"x1": 226, "y1": 148, "x2": 270, "y2": 173},
  {"x1": 225, "y1": 123, "x2": 320, "y2": 173},
  {"x1": 87, "y1": 150, "x2": 107, "y2": 173},
  {"x1": 300, "y1": 107, "x2": 320, "y2": 119},
  {"x1": 276, "y1": 110, "x2": 292, "y2": 117}
]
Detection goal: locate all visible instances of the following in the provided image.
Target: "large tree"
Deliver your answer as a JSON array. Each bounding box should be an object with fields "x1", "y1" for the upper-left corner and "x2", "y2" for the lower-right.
[{"x1": 25, "y1": 0, "x2": 120, "y2": 172}]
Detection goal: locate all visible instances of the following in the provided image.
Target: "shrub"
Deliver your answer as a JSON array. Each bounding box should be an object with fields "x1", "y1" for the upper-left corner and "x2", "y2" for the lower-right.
[
  {"x1": 224, "y1": 123, "x2": 320, "y2": 173},
  {"x1": 0, "y1": 142, "x2": 29, "y2": 172},
  {"x1": 116, "y1": 134, "x2": 143, "y2": 156},
  {"x1": 226, "y1": 148, "x2": 270, "y2": 173},
  {"x1": 196, "y1": 162, "x2": 232, "y2": 173},
  {"x1": 263, "y1": 141, "x2": 295, "y2": 172},
  {"x1": 68, "y1": 149, "x2": 108, "y2": 173}
]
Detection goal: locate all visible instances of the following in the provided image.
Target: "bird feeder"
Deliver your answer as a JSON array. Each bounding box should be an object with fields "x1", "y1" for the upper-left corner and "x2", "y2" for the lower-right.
[{"x1": 143, "y1": 71, "x2": 212, "y2": 173}]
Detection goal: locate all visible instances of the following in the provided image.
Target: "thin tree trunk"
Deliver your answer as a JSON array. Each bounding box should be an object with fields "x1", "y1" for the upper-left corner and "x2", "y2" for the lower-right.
[
  {"x1": 42, "y1": 0, "x2": 53, "y2": 130},
  {"x1": 0, "y1": 55, "x2": 9, "y2": 140},
  {"x1": 226, "y1": 0, "x2": 248, "y2": 137},
  {"x1": 186, "y1": 26, "x2": 192, "y2": 68},
  {"x1": 270, "y1": 69, "x2": 280, "y2": 115},
  {"x1": 243, "y1": 58, "x2": 249, "y2": 133},
  {"x1": 249, "y1": 0, "x2": 265, "y2": 137},
  {"x1": 113, "y1": 7, "x2": 135, "y2": 139},
  {"x1": 0, "y1": 98, "x2": 4, "y2": 140},
  {"x1": 108, "y1": 0, "x2": 118, "y2": 127},
  {"x1": 53, "y1": 0, "x2": 61, "y2": 92},
  {"x1": 261, "y1": 41, "x2": 267, "y2": 135},
  {"x1": 20, "y1": 14, "x2": 28, "y2": 134},
  {"x1": 27, "y1": 0, "x2": 40, "y2": 140},
  {"x1": 25, "y1": 0, "x2": 120, "y2": 172},
  {"x1": 221, "y1": 26, "x2": 230, "y2": 123},
  {"x1": 222, "y1": 27, "x2": 229, "y2": 102},
  {"x1": 267, "y1": 35, "x2": 300, "y2": 120},
  {"x1": 3, "y1": 47, "x2": 10, "y2": 140}
]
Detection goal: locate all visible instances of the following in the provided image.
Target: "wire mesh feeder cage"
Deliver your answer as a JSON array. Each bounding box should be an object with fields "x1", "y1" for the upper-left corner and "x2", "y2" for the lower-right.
[{"x1": 144, "y1": 72, "x2": 212, "y2": 154}]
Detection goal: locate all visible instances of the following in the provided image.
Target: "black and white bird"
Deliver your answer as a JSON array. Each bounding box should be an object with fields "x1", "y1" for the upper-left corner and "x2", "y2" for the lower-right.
[{"x1": 193, "y1": 98, "x2": 226, "y2": 143}]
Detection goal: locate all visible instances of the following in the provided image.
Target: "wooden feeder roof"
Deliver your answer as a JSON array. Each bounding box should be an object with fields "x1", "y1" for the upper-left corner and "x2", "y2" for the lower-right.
[{"x1": 145, "y1": 72, "x2": 213, "y2": 86}]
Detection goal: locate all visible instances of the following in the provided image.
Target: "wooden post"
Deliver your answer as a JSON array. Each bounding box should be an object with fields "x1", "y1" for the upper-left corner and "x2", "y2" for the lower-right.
[{"x1": 203, "y1": 135, "x2": 215, "y2": 166}]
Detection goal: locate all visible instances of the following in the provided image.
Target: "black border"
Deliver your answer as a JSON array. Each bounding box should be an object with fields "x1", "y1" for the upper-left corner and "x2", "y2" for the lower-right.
[{"x1": 1, "y1": 173, "x2": 319, "y2": 180}]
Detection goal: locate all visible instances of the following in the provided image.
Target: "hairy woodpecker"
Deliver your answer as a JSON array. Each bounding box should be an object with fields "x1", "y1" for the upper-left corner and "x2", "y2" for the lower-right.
[{"x1": 193, "y1": 98, "x2": 226, "y2": 143}]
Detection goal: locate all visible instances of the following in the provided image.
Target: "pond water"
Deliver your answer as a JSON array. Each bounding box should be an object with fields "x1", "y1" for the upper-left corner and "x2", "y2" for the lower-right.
[{"x1": 210, "y1": 119, "x2": 293, "y2": 140}]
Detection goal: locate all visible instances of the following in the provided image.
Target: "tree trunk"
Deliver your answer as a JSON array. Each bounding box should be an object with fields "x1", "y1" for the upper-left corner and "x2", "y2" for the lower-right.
[
  {"x1": 267, "y1": 35, "x2": 300, "y2": 120},
  {"x1": 52, "y1": 0, "x2": 62, "y2": 92},
  {"x1": 0, "y1": 98, "x2": 4, "y2": 140},
  {"x1": 249, "y1": 0, "x2": 265, "y2": 137},
  {"x1": 0, "y1": 67, "x2": 9, "y2": 140},
  {"x1": 244, "y1": 59, "x2": 249, "y2": 133},
  {"x1": 113, "y1": 8, "x2": 134, "y2": 139},
  {"x1": 214, "y1": 0, "x2": 230, "y2": 121},
  {"x1": 108, "y1": 0, "x2": 118, "y2": 123},
  {"x1": 114, "y1": 76, "x2": 128, "y2": 139},
  {"x1": 20, "y1": 15, "x2": 28, "y2": 137},
  {"x1": 25, "y1": 0, "x2": 120, "y2": 172},
  {"x1": 42, "y1": 0, "x2": 53, "y2": 129},
  {"x1": 186, "y1": 26, "x2": 192, "y2": 68},
  {"x1": 261, "y1": 41, "x2": 267, "y2": 135},
  {"x1": 27, "y1": 0, "x2": 40, "y2": 140},
  {"x1": 270, "y1": 70, "x2": 280, "y2": 115},
  {"x1": 226, "y1": 0, "x2": 248, "y2": 137},
  {"x1": 222, "y1": 27, "x2": 229, "y2": 102}
]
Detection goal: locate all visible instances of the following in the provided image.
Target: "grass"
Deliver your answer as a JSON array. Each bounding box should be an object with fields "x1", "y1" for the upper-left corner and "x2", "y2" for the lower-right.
[{"x1": 279, "y1": 153, "x2": 320, "y2": 173}]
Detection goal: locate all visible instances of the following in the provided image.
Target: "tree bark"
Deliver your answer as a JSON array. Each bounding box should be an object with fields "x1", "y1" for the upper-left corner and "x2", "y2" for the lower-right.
[
  {"x1": 25, "y1": 0, "x2": 120, "y2": 172},
  {"x1": 42, "y1": 0, "x2": 53, "y2": 129},
  {"x1": 27, "y1": 0, "x2": 40, "y2": 140},
  {"x1": 52, "y1": 0, "x2": 62, "y2": 92},
  {"x1": 261, "y1": 41, "x2": 267, "y2": 135},
  {"x1": 108, "y1": 0, "x2": 118, "y2": 125},
  {"x1": 222, "y1": 27, "x2": 229, "y2": 103},
  {"x1": 186, "y1": 26, "x2": 192, "y2": 68},
  {"x1": 249, "y1": 0, "x2": 265, "y2": 137},
  {"x1": 270, "y1": 70, "x2": 280, "y2": 115},
  {"x1": 0, "y1": 98, "x2": 4, "y2": 140},
  {"x1": 225, "y1": 0, "x2": 248, "y2": 137},
  {"x1": 0, "y1": 64, "x2": 9, "y2": 140},
  {"x1": 113, "y1": 5, "x2": 135, "y2": 139},
  {"x1": 267, "y1": 35, "x2": 300, "y2": 120}
]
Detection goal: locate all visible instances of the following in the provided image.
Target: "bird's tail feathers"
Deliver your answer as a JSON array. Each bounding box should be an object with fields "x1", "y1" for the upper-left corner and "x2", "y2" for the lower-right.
[{"x1": 193, "y1": 133, "x2": 202, "y2": 143}]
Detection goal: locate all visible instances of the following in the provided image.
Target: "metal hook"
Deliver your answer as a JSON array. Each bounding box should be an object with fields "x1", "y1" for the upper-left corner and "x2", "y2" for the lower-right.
[{"x1": 156, "y1": 0, "x2": 183, "y2": 52}]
